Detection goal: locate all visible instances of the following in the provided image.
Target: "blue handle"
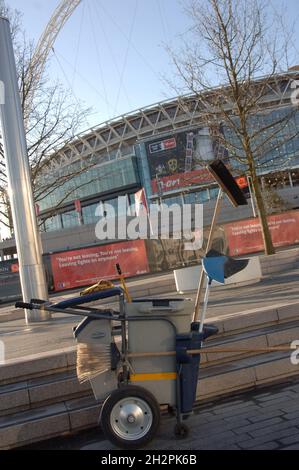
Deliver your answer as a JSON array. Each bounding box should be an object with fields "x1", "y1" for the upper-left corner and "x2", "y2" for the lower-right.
[{"x1": 53, "y1": 287, "x2": 123, "y2": 309}]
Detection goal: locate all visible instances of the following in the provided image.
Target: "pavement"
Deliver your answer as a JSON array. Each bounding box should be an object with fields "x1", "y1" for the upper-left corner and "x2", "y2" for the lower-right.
[
  {"x1": 1, "y1": 267, "x2": 299, "y2": 361},
  {"x1": 20, "y1": 377, "x2": 299, "y2": 450}
]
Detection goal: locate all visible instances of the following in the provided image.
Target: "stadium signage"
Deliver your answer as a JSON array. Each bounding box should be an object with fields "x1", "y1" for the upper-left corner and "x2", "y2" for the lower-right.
[
  {"x1": 144, "y1": 127, "x2": 224, "y2": 194},
  {"x1": 149, "y1": 137, "x2": 176, "y2": 154}
]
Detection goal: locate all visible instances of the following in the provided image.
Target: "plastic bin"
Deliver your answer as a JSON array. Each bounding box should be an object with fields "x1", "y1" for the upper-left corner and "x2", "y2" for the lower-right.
[{"x1": 126, "y1": 298, "x2": 193, "y2": 406}]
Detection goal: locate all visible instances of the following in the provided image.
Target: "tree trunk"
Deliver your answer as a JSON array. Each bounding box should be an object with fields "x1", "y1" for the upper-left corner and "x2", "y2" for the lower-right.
[{"x1": 248, "y1": 158, "x2": 275, "y2": 255}]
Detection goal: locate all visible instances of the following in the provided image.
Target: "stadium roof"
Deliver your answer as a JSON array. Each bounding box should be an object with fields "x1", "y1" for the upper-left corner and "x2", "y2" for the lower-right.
[{"x1": 45, "y1": 70, "x2": 299, "y2": 172}]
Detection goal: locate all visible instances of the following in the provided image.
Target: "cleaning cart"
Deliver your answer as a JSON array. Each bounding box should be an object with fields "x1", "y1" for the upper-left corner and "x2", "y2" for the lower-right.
[
  {"x1": 15, "y1": 275, "x2": 222, "y2": 448},
  {"x1": 15, "y1": 249, "x2": 250, "y2": 449}
]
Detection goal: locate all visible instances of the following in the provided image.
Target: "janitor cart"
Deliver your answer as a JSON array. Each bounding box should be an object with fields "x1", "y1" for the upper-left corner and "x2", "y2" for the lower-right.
[{"x1": 16, "y1": 281, "x2": 219, "y2": 448}]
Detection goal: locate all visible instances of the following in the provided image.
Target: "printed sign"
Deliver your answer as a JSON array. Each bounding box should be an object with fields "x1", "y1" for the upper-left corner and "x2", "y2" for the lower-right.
[
  {"x1": 225, "y1": 211, "x2": 299, "y2": 255},
  {"x1": 0, "y1": 260, "x2": 21, "y2": 299},
  {"x1": 151, "y1": 168, "x2": 213, "y2": 193},
  {"x1": 148, "y1": 138, "x2": 177, "y2": 154},
  {"x1": 50, "y1": 240, "x2": 149, "y2": 291},
  {"x1": 145, "y1": 127, "x2": 227, "y2": 194}
]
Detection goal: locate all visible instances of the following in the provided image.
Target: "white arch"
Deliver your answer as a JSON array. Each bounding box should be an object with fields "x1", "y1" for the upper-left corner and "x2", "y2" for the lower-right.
[{"x1": 25, "y1": 0, "x2": 82, "y2": 120}]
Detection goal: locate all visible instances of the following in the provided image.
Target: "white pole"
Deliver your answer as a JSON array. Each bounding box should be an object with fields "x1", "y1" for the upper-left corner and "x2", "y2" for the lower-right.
[
  {"x1": 246, "y1": 175, "x2": 257, "y2": 218},
  {"x1": 0, "y1": 17, "x2": 50, "y2": 323},
  {"x1": 199, "y1": 277, "x2": 211, "y2": 333}
]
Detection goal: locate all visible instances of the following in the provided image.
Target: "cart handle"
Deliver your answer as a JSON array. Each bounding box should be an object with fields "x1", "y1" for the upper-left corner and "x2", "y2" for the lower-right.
[
  {"x1": 15, "y1": 301, "x2": 34, "y2": 310},
  {"x1": 52, "y1": 287, "x2": 124, "y2": 309},
  {"x1": 15, "y1": 287, "x2": 124, "y2": 311}
]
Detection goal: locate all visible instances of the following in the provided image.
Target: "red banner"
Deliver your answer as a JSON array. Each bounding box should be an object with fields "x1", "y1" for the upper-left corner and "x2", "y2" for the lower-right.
[
  {"x1": 50, "y1": 240, "x2": 149, "y2": 291},
  {"x1": 225, "y1": 211, "x2": 299, "y2": 256},
  {"x1": 74, "y1": 200, "x2": 81, "y2": 213},
  {"x1": 151, "y1": 168, "x2": 213, "y2": 193},
  {"x1": 134, "y1": 188, "x2": 148, "y2": 216}
]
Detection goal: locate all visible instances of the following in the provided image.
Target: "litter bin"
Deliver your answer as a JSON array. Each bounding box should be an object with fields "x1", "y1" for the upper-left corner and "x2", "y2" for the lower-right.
[{"x1": 126, "y1": 298, "x2": 193, "y2": 406}]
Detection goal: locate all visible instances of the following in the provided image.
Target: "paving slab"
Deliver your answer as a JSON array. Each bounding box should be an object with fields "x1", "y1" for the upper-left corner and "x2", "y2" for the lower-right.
[{"x1": 19, "y1": 377, "x2": 299, "y2": 450}]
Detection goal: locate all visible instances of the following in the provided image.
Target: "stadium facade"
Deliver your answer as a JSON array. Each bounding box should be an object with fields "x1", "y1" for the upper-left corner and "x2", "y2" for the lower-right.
[{"x1": 0, "y1": 71, "x2": 299, "y2": 298}]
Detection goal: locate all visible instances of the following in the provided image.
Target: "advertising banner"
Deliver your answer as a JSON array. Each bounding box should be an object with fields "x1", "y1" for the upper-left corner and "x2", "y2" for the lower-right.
[
  {"x1": 50, "y1": 240, "x2": 150, "y2": 291},
  {"x1": 151, "y1": 168, "x2": 213, "y2": 193},
  {"x1": 0, "y1": 260, "x2": 21, "y2": 300},
  {"x1": 225, "y1": 211, "x2": 299, "y2": 256},
  {"x1": 145, "y1": 127, "x2": 226, "y2": 194}
]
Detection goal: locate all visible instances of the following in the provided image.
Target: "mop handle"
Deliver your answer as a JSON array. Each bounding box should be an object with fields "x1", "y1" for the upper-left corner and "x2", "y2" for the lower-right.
[{"x1": 127, "y1": 345, "x2": 294, "y2": 358}]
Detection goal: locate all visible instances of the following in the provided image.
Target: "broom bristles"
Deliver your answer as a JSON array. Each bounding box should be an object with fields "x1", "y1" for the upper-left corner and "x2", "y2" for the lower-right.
[{"x1": 76, "y1": 342, "x2": 111, "y2": 383}]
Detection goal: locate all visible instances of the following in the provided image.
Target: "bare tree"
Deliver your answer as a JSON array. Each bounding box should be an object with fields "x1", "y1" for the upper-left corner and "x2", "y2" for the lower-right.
[
  {"x1": 167, "y1": 0, "x2": 299, "y2": 255},
  {"x1": 0, "y1": 0, "x2": 94, "y2": 233}
]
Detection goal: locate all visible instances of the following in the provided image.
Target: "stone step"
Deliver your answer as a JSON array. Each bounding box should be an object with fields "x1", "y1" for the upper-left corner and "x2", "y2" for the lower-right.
[
  {"x1": 201, "y1": 319, "x2": 299, "y2": 366},
  {"x1": 0, "y1": 395, "x2": 100, "y2": 449},
  {"x1": 1, "y1": 349, "x2": 298, "y2": 449},
  {"x1": 0, "y1": 369, "x2": 90, "y2": 417},
  {"x1": 208, "y1": 300, "x2": 299, "y2": 336},
  {"x1": 0, "y1": 346, "x2": 76, "y2": 386},
  {"x1": 197, "y1": 351, "x2": 299, "y2": 400},
  {"x1": 1, "y1": 311, "x2": 298, "y2": 419}
]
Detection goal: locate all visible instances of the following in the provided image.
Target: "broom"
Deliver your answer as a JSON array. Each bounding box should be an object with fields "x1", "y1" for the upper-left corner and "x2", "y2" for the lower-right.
[{"x1": 76, "y1": 343, "x2": 111, "y2": 383}]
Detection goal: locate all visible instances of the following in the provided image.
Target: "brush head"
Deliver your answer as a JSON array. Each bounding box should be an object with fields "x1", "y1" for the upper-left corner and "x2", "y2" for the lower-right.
[
  {"x1": 76, "y1": 342, "x2": 112, "y2": 383},
  {"x1": 208, "y1": 160, "x2": 248, "y2": 207}
]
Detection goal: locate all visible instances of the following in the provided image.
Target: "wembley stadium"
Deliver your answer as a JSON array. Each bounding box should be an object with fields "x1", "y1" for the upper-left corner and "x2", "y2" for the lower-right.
[{"x1": 0, "y1": 71, "x2": 299, "y2": 299}]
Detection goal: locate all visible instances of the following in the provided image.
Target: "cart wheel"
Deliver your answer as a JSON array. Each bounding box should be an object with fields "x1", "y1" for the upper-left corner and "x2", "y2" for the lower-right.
[
  {"x1": 100, "y1": 385, "x2": 160, "y2": 448},
  {"x1": 174, "y1": 423, "x2": 189, "y2": 439}
]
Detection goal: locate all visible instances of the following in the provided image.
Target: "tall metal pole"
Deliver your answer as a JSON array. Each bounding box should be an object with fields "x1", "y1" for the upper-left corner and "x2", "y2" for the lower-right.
[{"x1": 0, "y1": 17, "x2": 50, "y2": 323}]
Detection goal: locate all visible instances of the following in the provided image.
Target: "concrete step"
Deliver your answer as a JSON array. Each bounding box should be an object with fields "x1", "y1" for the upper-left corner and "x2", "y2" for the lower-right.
[
  {"x1": 0, "y1": 346, "x2": 76, "y2": 386},
  {"x1": 1, "y1": 319, "x2": 298, "y2": 417},
  {"x1": 209, "y1": 300, "x2": 299, "y2": 336},
  {"x1": 201, "y1": 320, "x2": 299, "y2": 366},
  {"x1": 0, "y1": 369, "x2": 91, "y2": 417},
  {"x1": 1, "y1": 300, "x2": 299, "y2": 448},
  {"x1": 0, "y1": 395, "x2": 100, "y2": 449},
  {"x1": 260, "y1": 247, "x2": 299, "y2": 275},
  {"x1": 197, "y1": 351, "x2": 299, "y2": 400},
  {"x1": 1, "y1": 349, "x2": 298, "y2": 449}
]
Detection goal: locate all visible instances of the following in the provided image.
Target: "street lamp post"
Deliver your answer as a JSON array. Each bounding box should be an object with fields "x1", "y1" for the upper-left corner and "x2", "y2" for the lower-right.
[{"x1": 0, "y1": 17, "x2": 50, "y2": 323}]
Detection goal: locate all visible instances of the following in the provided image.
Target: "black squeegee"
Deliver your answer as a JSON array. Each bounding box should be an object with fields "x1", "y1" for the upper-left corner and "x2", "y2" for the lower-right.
[{"x1": 208, "y1": 160, "x2": 248, "y2": 207}]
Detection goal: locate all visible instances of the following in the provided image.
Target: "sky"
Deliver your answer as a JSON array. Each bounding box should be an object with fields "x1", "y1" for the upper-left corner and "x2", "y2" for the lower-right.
[
  {"x1": 5, "y1": 0, "x2": 299, "y2": 133},
  {"x1": 6, "y1": 0, "x2": 194, "y2": 131}
]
